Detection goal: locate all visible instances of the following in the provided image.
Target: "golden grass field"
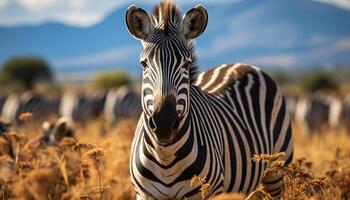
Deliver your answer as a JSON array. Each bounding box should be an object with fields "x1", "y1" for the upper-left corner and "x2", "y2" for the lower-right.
[{"x1": 1, "y1": 117, "x2": 350, "y2": 200}]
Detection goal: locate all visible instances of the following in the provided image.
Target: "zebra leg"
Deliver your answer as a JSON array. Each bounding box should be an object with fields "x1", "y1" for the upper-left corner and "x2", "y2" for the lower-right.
[{"x1": 262, "y1": 171, "x2": 284, "y2": 199}]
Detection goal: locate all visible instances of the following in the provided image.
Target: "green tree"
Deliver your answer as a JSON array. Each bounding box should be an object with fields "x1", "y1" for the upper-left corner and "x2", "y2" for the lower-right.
[
  {"x1": 91, "y1": 70, "x2": 131, "y2": 90},
  {"x1": 299, "y1": 72, "x2": 337, "y2": 92},
  {"x1": 2, "y1": 57, "x2": 52, "y2": 90}
]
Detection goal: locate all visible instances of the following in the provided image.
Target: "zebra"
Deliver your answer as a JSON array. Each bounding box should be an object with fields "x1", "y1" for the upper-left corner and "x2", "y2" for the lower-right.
[
  {"x1": 284, "y1": 94, "x2": 298, "y2": 121},
  {"x1": 41, "y1": 117, "x2": 74, "y2": 146},
  {"x1": 0, "y1": 92, "x2": 53, "y2": 126},
  {"x1": 329, "y1": 94, "x2": 350, "y2": 134},
  {"x1": 125, "y1": 1, "x2": 293, "y2": 199},
  {"x1": 88, "y1": 89, "x2": 107, "y2": 119},
  {"x1": 104, "y1": 86, "x2": 142, "y2": 127},
  {"x1": 294, "y1": 93, "x2": 331, "y2": 135},
  {"x1": 59, "y1": 91, "x2": 92, "y2": 126},
  {"x1": 18, "y1": 91, "x2": 52, "y2": 120},
  {"x1": 1, "y1": 94, "x2": 20, "y2": 126}
]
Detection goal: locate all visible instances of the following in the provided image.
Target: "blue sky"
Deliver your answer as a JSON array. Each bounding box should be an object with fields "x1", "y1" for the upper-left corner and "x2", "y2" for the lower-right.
[{"x1": 0, "y1": 0, "x2": 349, "y2": 27}]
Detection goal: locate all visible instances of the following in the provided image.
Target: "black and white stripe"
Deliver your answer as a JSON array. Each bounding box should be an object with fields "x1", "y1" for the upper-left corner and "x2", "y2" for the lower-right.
[
  {"x1": 104, "y1": 86, "x2": 142, "y2": 126},
  {"x1": 294, "y1": 93, "x2": 331, "y2": 134},
  {"x1": 126, "y1": 2, "x2": 293, "y2": 199},
  {"x1": 329, "y1": 94, "x2": 350, "y2": 134},
  {"x1": 0, "y1": 92, "x2": 53, "y2": 126},
  {"x1": 87, "y1": 89, "x2": 107, "y2": 119},
  {"x1": 59, "y1": 92, "x2": 90, "y2": 126},
  {"x1": 41, "y1": 117, "x2": 74, "y2": 146}
]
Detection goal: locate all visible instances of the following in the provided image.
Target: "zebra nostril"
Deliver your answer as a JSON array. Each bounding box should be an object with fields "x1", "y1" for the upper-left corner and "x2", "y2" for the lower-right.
[
  {"x1": 149, "y1": 117, "x2": 156, "y2": 131},
  {"x1": 171, "y1": 118, "x2": 180, "y2": 131}
]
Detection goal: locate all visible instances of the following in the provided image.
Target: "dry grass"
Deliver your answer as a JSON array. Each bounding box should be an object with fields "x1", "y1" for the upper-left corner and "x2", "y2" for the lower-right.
[{"x1": 0, "y1": 118, "x2": 350, "y2": 200}]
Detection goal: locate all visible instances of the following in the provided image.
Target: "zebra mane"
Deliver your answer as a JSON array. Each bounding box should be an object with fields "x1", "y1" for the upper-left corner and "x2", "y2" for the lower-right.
[
  {"x1": 188, "y1": 43, "x2": 199, "y2": 84},
  {"x1": 151, "y1": 0, "x2": 199, "y2": 84},
  {"x1": 151, "y1": 0, "x2": 181, "y2": 33}
]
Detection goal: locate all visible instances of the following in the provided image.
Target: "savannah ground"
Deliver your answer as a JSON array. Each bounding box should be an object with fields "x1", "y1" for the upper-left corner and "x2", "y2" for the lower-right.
[{"x1": 1, "y1": 116, "x2": 350, "y2": 200}]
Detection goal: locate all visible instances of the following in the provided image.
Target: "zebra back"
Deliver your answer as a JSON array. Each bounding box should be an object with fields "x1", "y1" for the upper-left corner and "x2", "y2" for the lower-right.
[
  {"x1": 87, "y1": 89, "x2": 107, "y2": 119},
  {"x1": 104, "y1": 86, "x2": 142, "y2": 126},
  {"x1": 17, "y1": 91, "x2": 51, "y2": 122},
  {"x1": 295, "y1": 93, "x2": 331, "y2": 134}
]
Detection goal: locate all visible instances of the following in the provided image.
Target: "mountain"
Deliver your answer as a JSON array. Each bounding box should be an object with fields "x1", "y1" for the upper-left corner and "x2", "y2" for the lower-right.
[{"x1": 0, "y1": 0, "x2": 350, "y2": 81}]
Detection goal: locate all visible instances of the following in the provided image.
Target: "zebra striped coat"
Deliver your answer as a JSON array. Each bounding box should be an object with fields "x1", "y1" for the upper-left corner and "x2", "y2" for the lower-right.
[
  {"x1": 1, "y1": 92, "x2": 52, "y2": 126},
  {"x1": 126, "y1": 1, "x2": 293, "y2": 199},
  {"x1": 104, "y1": 86, "x2": 142, "y2": 126}
]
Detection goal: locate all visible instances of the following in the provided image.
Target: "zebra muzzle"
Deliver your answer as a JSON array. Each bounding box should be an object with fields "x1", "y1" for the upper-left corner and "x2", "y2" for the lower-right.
[{"x1": 148, "y1": 95, "x2": 180, "y2": 143}]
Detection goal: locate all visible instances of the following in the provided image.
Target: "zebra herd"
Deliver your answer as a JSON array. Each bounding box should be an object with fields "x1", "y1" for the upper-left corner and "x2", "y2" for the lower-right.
[
  {"x1": 126, "y1": 1, "x2": 292, "y2": 199},
  {"x1": 286, "y1": 92, "x2": 350, "y2": 135},
  {"x1": 0, "y1": 86, "x2": 142, "y2": 133}
]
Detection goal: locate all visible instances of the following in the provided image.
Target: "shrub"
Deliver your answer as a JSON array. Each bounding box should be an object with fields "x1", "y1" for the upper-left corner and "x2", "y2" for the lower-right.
[
  {"x1": 299, "y1": 72, "x2": 337, "y2": 92},
  {"x1": 90, "y1": 71, "x2": 131, "y2": 90},
  {"x1": 2, "y1": 57, "x2": 52, "y2": 90}
]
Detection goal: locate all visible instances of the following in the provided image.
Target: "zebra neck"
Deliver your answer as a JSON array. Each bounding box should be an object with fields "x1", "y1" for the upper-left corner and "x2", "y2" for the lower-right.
[{"x1": 143, "y1": 112, "x2": 192, "y2": 165}]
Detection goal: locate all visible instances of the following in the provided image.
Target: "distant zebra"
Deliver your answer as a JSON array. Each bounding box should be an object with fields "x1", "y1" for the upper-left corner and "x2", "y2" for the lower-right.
[
  {"x1": 59, "y1": 91, "x2": 92, "y2": 126},
  {"x1": 285, "y1": 95, "x2": 298, "y2": 120},
  {"x1": 126, "y1": 2, "x2": 293, "y2": 199},
  {"x1": 87, "y1": 89, "x2": 107, "y2": 119},
  {"x1": 329, "y1": 94, "x2": 350, "y2": 133},
  {"x1": 1, "y1": 92, "x2": 53, "y2": 126},
  {"x1": 1, "y1": 94, "x2": 20, "y2": 126},
  {"x1": 59, "y1": 90, "x2": 108, "y2": 126},
  {"x1": 18, "y1": 91, "x2": 51, "y2": 120},
  {"x1": 104, "y1": 86, "x2": 142, "y2": 126},
  {"x1": 41, "y1": 117, "x2": 74, "y2": 146},
  {"x1": 295, "y1": 93, "x2": 331, "y2": 134}
]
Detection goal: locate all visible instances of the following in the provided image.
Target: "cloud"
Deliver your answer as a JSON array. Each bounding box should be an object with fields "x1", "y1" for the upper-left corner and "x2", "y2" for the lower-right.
[
  {"x1": 0, "y1": 0, "x2": 240, "y2": 27},
  {"x1": 205, "y1": 24, "x2": 300, "y2": 55},
  {"x1": 241, "y1": 37, "x2": 350, "y2": 68},
  {"x1": 55, "y1": 12, "x2": 104, "y2": 27},
  {"x1": 0, "y1": 0, "x2": 128, "y2": 27},
  {"x1": 0, "y1": 0, "x2": 348, "y2": 27},
  {"x1": 0, "y1": 0, "x2": 9, "y2": 9},
  {"x1": 303, "y1": 37, "x2": 350, "y2": 60},
  {"x1": 313, "y1": 0, "x2": 350, "y2": 10},
  {"x1": 242, "y1": 54, "x2": 298, "y2": 68},
  {"x1": 16, "y1": 0, "x2": 55, "y2": 10}
]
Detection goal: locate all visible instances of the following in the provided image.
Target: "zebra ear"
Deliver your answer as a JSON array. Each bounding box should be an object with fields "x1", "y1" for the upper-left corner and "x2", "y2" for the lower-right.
[
  {"x1": 126, "y1": 5, "x2": 153, "y2": 40},
  {"x1": 182, "y1": 5, "x2": 208, "y2": 40}
]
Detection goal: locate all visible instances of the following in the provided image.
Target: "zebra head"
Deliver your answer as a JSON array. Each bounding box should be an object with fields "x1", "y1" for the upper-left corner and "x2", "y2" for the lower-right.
[{"x1": 126, "y1": 1, "x2": 207, "y2": 143}]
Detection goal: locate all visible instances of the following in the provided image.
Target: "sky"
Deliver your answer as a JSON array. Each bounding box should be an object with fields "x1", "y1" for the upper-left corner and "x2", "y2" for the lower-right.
[{"x1": 0, "y1": 0, "x2": 349, "y2": 27}]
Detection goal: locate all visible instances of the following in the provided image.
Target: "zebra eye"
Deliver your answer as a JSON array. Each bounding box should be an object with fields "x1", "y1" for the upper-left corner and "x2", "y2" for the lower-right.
[
  {"x1": 181, "y1": 61, "x2": 191, "y2": 70},
  {"x1": 140, "y1": 61, "x2": 148, "y2": 69}
]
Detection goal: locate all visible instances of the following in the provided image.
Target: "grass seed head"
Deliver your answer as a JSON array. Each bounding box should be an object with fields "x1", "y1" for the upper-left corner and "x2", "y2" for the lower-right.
[
  {"x1": 85, "y1": 148, "x2": 104, "y2": 161},
  {"x1": 19, "y1": 112, "x2": 33, "y2": 122}
]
